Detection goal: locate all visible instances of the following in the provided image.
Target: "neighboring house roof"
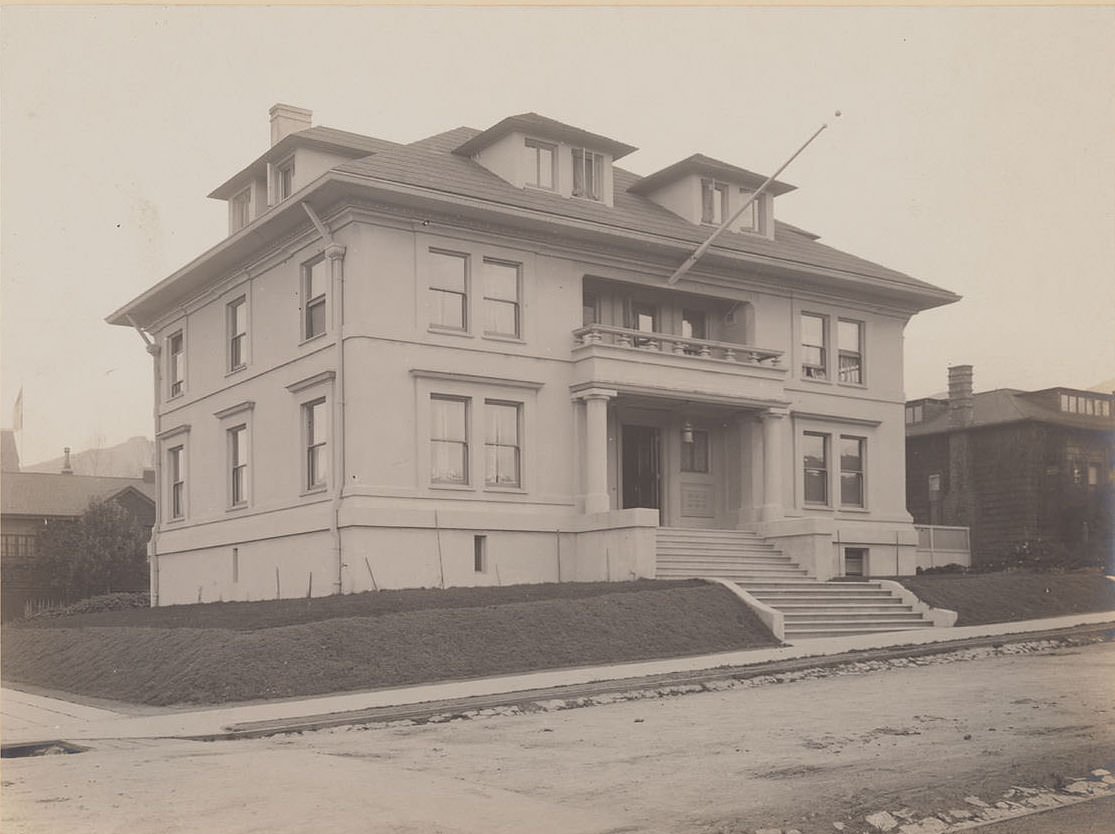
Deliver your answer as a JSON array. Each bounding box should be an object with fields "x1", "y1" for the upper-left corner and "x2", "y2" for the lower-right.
[
  {"x1": 907, "y1": 388, "x2": 1115, "y2": 437},
  {"x1": 452, "y1": 113, "x2": 638, "y2": 160},
  {"x1": 0, "y1": 472, "x2": 156, "y2": 518},
  {"x1": 628, "y1": 153, "x2": 796, "y2": 197},
  {"x1": 1, "y1": 430, "x2": 19, "y2": 473}
]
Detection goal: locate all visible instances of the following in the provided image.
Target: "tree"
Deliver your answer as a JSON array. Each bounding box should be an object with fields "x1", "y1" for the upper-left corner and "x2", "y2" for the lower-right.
[{"x1": 37, "y1": 500, "x2": 149, "y2": 601}]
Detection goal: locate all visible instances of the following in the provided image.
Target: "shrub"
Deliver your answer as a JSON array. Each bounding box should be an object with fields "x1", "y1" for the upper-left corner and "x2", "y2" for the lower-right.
[
  {"x1": 23, "y1": 591, "x2": 150, "y2": 621},
  {"x1": 36, "y1": 500, "x2": 149, "y2": 601}
]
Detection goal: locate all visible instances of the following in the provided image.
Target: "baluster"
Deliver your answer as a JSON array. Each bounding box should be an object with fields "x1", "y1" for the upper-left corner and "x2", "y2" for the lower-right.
[
  {"x1": 698, "y1": 344, "x2": 711, "y2": 358},
  {"x1": 672, "y1": 340, "x2": 686, "y2": 354},
  {"x1": 723, "y1": 346, "x2": 736, "y2": 362}
]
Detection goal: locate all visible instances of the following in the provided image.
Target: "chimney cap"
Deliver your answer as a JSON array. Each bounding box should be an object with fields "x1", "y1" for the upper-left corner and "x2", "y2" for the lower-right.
[{"x1": 269, "y1": 103, "x2": 312, "y2": 146}]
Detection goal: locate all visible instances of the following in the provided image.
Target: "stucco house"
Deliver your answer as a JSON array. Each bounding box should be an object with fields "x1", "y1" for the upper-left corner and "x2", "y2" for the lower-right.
[{"x1": 108, "y1": 105, "x2": 959, "y2": 616}]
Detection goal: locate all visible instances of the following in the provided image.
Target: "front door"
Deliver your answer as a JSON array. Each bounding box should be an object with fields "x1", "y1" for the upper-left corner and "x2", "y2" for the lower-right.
[{"x1": 622, "y1": 425, "x2": 661, "y2": 512}]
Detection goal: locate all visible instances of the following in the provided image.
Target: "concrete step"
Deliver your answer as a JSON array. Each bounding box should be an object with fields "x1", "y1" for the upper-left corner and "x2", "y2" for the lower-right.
[
  {"x1": 774, "y1": 603, "x2": 914, "y2": 615},
  {"x1": 786, "y1": 623, "x2": 932, "y2": 639},
  {"x1": 783, "y1": 612, "x2": 926, "y2": 624}
]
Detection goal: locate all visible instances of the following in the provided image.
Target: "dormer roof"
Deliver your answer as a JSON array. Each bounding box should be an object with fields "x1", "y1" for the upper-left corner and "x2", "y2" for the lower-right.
[
  {"x1": 629, "y1": 153, "x2": 796, "y2": 197},
  {"x1": 452, "y1": 113, "x2": 637, "y2": 160},
  {"x1": 208, "y1": 127, "x2": 400, "y2": 200}
]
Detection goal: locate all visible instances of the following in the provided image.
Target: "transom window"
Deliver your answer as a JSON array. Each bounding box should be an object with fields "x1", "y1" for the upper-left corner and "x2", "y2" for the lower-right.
[
  {"x1": 168, "y1": 331, "x2": 185, "y2": 398},
  {"x1": 228, "y1": 296, "x2": 247, "y2": 371},
  {"x1": 429, "y1": 250, "x2": 468, "y2": 331},
  {"x1": 572, "y1": 148, "x2": 604, "y2": 201},
  {"x1": 229, "y1": 425, "x2": 248, "y2": 507},
  {"x1": 302, "y1": 257, "x2": 327, "y2": 340},
  {"x1": 701, "y1": 179, "x2": 729, "y2": 225},
  {"x1": 485, "y1": 401, "x2": 521, "y2": 487},
  {"x1": 431, "y1": 396, "x2": 469, "y2": 485},
  {"x1": 482, "y1": 260, "x2": 520, "y2": 338},
  {"x1": 838, "y1": 319, "x2": 864, "y2": 384},
  {"x1": 525, "y1": 139, "x2": 555, "y2": 190},
  {"x1": 840, "y1": 435, "x2": 865, "y2": 507},
  {"x1": 304, "y1": 399, "x2": 328, "y2": 491},
  {"x1": 681, "y1": 430, "x2": 710, "y2": 473},
  {"x1": 801, "y1": 313, "x2": 827, "y2": 380},
  {"x1": 803, "y1": 432, "x2": 828, "y2": 505}
]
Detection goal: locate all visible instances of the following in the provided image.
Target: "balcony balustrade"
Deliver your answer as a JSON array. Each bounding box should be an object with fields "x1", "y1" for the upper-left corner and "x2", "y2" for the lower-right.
[{"x1": 572, "y1": 324, "x2": 783, "y2": 367}]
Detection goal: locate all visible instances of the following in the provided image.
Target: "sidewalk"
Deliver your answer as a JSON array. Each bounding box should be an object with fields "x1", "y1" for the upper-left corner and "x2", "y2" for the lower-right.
[{"x1": 4, "y1": 611, "x2": 1113, "y2": 746}]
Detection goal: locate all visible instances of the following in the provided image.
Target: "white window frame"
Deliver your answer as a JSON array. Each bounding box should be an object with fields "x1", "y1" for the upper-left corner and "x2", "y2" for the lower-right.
[
  {"x1": 428, "y1": 249, "x2": 470, "y2": 333},
  {"x1": 482, "y1": 258, "x2": 521, "y2": 339},
  {"x1": 301, "y1": 256, "x2": 328, "y2": 342},
  {"x1": 167, "y1": 329, "x2": 186, "y2": 399},
  {"x1": 484, "y1": 400, "x2": 522, "y2": 488},
  {"x1": 736, "y1": 188, "x2": 758, "y2": 232},
  {"x1": 230, "y1": 188, "x2": 251, "y2": 232},
  {"x1": 228, "y1": 424, "x2": 249, "y2": 508},
  {"x1": 227, "y1": 295, "x2": 249, "y2": 373},
  {"x1": 837, "y1": 319, "x2": 865, "y2": 385},
  {"x1": 303, "y1": 397, "x2": 328, "y2": 493},
  {"x1": 802, "y1": 431, "x2": 829, "y2": 506},
  {"x1": 524, "y1": 138, "x2": 556, "y2": 190},
  {"x1": 701, "y1": 179, "x2": 729, "y2": 225},
  {"x1": 167, "y1": 444, "x2": 186, "y2": 520},
  {"x1": 572, "y1": 148, "x2": 604, "y2": 201},
  {"x1": 801, "y1": 313, "x2": 828, "y2": 381},
  {"x1": 839, "y1": 435, "x2": 866, "y2": 508},
  {"x1": 431, "y1": 395, "x2": 470, "y2": 486},
  {"x1": 274, "y1": 156, "x2": 295, "y2": 202}
]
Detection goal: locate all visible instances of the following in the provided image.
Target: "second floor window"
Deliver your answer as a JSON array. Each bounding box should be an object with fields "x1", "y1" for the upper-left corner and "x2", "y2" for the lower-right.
[
  {"x1": 482, "y1": 260, "x2": 520, "y2": 338},
  {"x1": 701, "y1": 179, "x2": 729, "y2": 225},
  {"x1": 838, "y1": 319, "x2": 864, "y2": 384},
  {"x1": 572, "y1": 148, "x2": 603, "y2": 201},
  {"x1": 431, "y1": 396, "x2": 469, "y2": 485},
  {"x1": 303, "y1": 258, "x2": 327, "y2": 340},
  {"x1": 168, "y1": 445, "x2": 185, "y2": 519},
  {"x1": 801, "y1": 313, "x2": 827, "y2": 380},
  {"x1": 168, "y1": 331, "x2": 185, "y2": 398},
  {"x1": 429, "y1": 251, "x2": 468, "y2": 331},
  {"x1": 304, "y1": 399, "x2": 328, "y2": 491},
  {"x1": 228, "y1": 297, "x2": 247, "y2": 371},
  {"x1": 525, "y1": 139, "x2": 555, "y2": 190}
]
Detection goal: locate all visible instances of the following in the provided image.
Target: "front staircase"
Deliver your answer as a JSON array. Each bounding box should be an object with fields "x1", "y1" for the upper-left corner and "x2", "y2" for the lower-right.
[{"x1": 656, "y1": 528, "x2": 935, "y2": 639}]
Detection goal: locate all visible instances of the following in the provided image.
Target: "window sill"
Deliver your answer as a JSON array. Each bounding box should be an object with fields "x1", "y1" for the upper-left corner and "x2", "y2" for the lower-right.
[
  {"x1": 226, "y1": 503, "x2": 249, "y2": 514},
  {"x1": 301, "y1": 486, "x2": 328, "y2": 497},
  {"x1": 483, "y1": 333, "x2": 525, "y2": 345},
  {"x1": 427, "y1": 326, "x2": 472, "y2": 338},
  {"x1": 836, "y1": 381, "x2": 868, "y2": 390},
  {"x1": 484, "y1": 486, "x2": 526, "y2": 494},
  {"x1": 430, "y1": 483, "x2": 474, "y2": 492},
  {"x1": 838, "y1": 506, "x2": 870, "y2": 514},
  {"x1": 299, "y1": 332, "x2": 328, "y2": 347},
  {"x1": 800, "y1": 375, "x2": 832, "y2": 385},
  {"x1": 167, "y1": 391, "x2": 185, "y2": 402},
  {"x1": 225, "y1": 365, "x2": 248, "y2": 379}
]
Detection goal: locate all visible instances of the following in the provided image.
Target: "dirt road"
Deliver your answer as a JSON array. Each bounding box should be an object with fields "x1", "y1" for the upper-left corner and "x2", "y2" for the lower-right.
[{"x1": 3, "y1": 641, "x2": 1113, "y2": 834}]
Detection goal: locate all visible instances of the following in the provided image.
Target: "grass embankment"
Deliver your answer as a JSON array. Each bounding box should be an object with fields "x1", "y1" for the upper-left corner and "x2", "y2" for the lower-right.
[
  {"x1": 896, "y1": 569, "x2": 1115, "y2": 626},
  {"x1": 1, "y1": 580, "x2": 778, "y2": 706}
]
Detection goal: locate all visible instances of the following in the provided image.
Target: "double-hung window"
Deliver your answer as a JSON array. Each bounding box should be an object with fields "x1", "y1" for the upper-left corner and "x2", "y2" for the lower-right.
[
  {"x1": 168, "y1": 445, "x2": 185, "y2": 519},
  {"x1": 431, "y1": 396, "x2": 469, "y2": 485},
  {"x1": 228, "y1": 297, "x2": 248, "y2": 371},
  {"x1": 525, "y1": 139, "x2": 555, "y2": 190},
  {"x1": 838, "y1": 319, "x2": 864, "y2": 384},
  {"x1": 167, "y1": 331, "x2": 185, "y2": 398},
  {"x1": 701, "y1": 179, "x2": 729, "y2": 225},
  {"x1": 482, "y1": 259, "x2": 520, "y2": 338},
  {"x1": 484, "y1": 401, "x2": 521, "y2": 487},
  {"x1": 801, "y1": 313, "x2": 827, "y2": 380},
  {"x1": 229, "y1": 425, "x2": 248, "y2": 507},
  {"x1": 737, "y1": 189, "x2": 758, "y2": 231},
  {"x1": 840, "y1": 436, "x2": 865, "y2": 507},
  {"x1": 302, "y1": 258, "x2": 327, "y2": 340},
  {"x1": 803, "y1": 432, "x2": 829, "y2": 505},
  {"x1": 429, "y1": 251, "x2": 468, "y2": 331},
  {"x1": 304, "y1": 399, "x2": 328, "y2": 491},
  {"x1": 275, "y1": 158, "x2": 295, "y2": 202},
  {"x1": 572, "y1": 148, "x2": 603, "y2": 201},
  {"x1": 230, "y1": 189, "x2": 251, "y2": 232}
]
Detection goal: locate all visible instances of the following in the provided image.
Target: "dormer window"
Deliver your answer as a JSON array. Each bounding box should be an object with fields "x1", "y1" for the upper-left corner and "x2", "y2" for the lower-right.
[
  {"x1": 572, "y1": 148, "x2": 604, "y2": 201},
  {"x1": 275, "y1": 157, "x2": 295, "y2": 202},
  {"x1": 737, "y1": 189, "x2": 758, "y2": 231},
  {"x1": 701, "y1": 179, "x2": 729, "y2": 225},
  {"x1": 524, "y1": 139, "x2": 555, "y2": 190},
  {"x1": 230, "y1": 189, "x2": 251, "y2": 232}
]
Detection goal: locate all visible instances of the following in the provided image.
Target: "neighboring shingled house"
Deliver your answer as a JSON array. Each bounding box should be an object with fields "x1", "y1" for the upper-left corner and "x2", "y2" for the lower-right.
[
  {"x1": 906, "y1": 366, "x2": 1115, "y2": 567},
  {"x1": 106, "y1": 105, "x2": 959, "y2": 607},
  {"x1": 0, "y1": 442, "x2": 156, "y2": 619}
]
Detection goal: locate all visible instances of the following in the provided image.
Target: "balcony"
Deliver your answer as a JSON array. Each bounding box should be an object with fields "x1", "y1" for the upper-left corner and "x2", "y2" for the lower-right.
[{"x1": 571, "y1": 324, "x2": 787, "y2": 404}]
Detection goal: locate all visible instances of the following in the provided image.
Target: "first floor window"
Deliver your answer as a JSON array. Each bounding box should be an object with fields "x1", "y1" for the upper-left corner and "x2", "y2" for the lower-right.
[
  {"x1": 228, "y1": 296, "x2": 248, "y2": 371},
  {"x1": 305, "y1": 399, "x2": 328, "y2": 490},
  {"x1": 801, "y1": 313, "x2": 827, "y2": 380},
  {"x1": 229, "y1": 425, "x2": 248, "y2": 506},
  {"x1": 168, "y1": 445, "x2": 185, "y2": 519},
  {"x1": 485, "y1": 401, "x2": 521, "y2": 487},
  {"x1": 429, "y1": 250, "x2": 468, "y2": 331},
  {"x1": 168, "y1": 331, "x2": 185, "y2": 397},
  {"x1": 482, "y1": 259, "x2": 520, "y2": 338},
  {"x1": 431, "y1": 396, "x2": 469, "y2": 484},
  {"x1": 303, "y1": 258, "x2": 327, "y2": 339},
  {"x1": 701, "y1": 179, "x2": 729, "y2": 225},
  {"x1": 840, "y1": 435, "x2": 865, "y2": 507},
  {"x1": 572, "y1": 148, "x2": 604, "y2": 200},
  {"x1": 803, "y1": 432, "x2": 828, "y2": 505},
  {"x1": 838, "y1": 319, "x2": 864, "y2": 384}
]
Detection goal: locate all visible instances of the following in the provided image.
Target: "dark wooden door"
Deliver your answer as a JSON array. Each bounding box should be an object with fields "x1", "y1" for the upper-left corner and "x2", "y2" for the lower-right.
[{"x1": 622, "y1": 425, "x2": 661, "y2": 510}]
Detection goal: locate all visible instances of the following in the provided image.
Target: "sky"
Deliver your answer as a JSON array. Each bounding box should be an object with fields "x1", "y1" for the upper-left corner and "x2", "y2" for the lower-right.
[{"x1": 2, "y1": 5, "x2": 1113, "y2": 467}]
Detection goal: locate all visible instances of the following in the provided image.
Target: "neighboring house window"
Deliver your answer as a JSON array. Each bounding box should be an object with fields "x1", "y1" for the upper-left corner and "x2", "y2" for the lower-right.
[
  {"x1": 1, "y1": 534, "x2": 36, "y2": 559},
  {"x1": 737, "y1": 188, "x2": 758, "y2": 231},
  {"x1": 525, "y1": 139, "x2": 555, "y2": 190},
  {"x1": 1087, "y1": 464, "x2": 1100, "y2": 486},
  {"x1": 304, "y1": 398, "x2": 328, "y2": 491},
  {"x1": 168, "y1": 445, "x2": 185, "y2": 519},
  {"x1": 801, "y1": 313, "x2": 827, "y2": 380},
  {"x1": 168, "y1": 331, "x2": 185, "y2": 398},
  {"x1": 302, "y1": 257, "x2": 327, "y2": 340},
  {"x1": 803, "y1": 432, "x2": 828, "y2": 505},
  {"x1": 276, "y1": 158, "x2": 295, "y2": 201},
  {"x1": 485, "y1": 401, "x2": 521, "y2": 487},
  {"x1": 429, "y1": 250, "x2": 468, "y2": 331},
  {"x1": 230, "y1": 189, "x2": 251, "y2": 232},
  {"x1": 681, "y1": 430, "x2": 710, "y2": 473},
  {"x1": 228, "y1": 296, "x2": 248, "y2": 371},
  {"x1": 840, "y1": 436, "x2": 865, "y2": 507},
  {"x1": 701, "y1": 179, "x2": 729, "y2": 225},
  {"x1": 572, "y1": 148, "x2": 603, "y2": 200},
  {"x1": 905, "y1": 404, "x2": 924, "y2": 424},
  {"x1": 838, "y1": 320, "x2": 864, "y2": 384},
  {"x1": 431, "y1": 396, "x2": 469, "y2": 485},
  {"x1": 229, "y1": 425, "x2": 248, "y2": 507},
  {"x1": 482, "y1": 259, "x2": 521, "y2": 338}
]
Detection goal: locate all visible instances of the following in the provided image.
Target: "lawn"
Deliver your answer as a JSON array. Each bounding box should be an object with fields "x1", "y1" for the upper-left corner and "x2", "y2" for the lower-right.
[
  {"x1": 896, "y1": 568, "x2": 1115, "y2": 626},
  {"x1": 1, "y1": 580, "x2": 779, "y2": 706}
]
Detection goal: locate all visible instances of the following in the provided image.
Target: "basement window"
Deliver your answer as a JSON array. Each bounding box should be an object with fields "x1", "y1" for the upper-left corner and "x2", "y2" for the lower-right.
[
  {"x1": 474, "y1": 535, "x2": 487, "y2": 573},
  {"x1": 844, "y1": 548, "x2": 866, "y2": 577}
]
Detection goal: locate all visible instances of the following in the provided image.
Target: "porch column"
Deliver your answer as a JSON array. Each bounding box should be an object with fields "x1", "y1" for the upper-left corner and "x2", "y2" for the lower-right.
[
  {"x1": 579, "y1": 388, "x2": 617, "y2": 515},
  {"x1": 759, "y1": 409, "x2": 788, "y2": 521}
]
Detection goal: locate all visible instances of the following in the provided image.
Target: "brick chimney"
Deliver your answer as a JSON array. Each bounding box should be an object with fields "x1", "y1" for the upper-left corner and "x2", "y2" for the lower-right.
[
  {"x1": 142, "y1": 467, "x2": 156, "y2": 484},
  {"x1": 61, "y1": 446, "x2": 73, "y2": 475},
  {"x1": 948, "y1": 365, "x2": 974, "y2": 428},
  {"x1": 269, "y1": 104, "x2": 312, "y2": 146}
]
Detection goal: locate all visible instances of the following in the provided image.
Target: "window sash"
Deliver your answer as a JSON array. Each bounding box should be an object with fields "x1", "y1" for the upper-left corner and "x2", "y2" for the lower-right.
[
  {"x1": 837, "y1": 320, "x2": 863, "y2": 384},
  {"x1": 701, "y1": 180, "x2": 728, "y2": 224},
  {"x1": 803, "y1": 433, "x2": 828, "y2": 504},
  {"x1": 525, "y1": 140, "x2": 555, "y2": 189},
  {"x1": 168, "y1": 333, "x2": 184, "y2": 396},
  {"x1": 801, "y1": 314, "x2": 827, "y2": 379},
  {"x1": 431, "y1": 397, "x2": 469, "y2": 484},
  {"x1": 277, "y1": 162, "x2": 294, "y2": 200},
  {"x1": 737, "y1": 190, "x2": 757, "y2": 230},
  {"x1": 429, "y1": 252, "x2": 468, "y2": 330},
  {"x1": 483, "y1": 261, "x2": 520, "y2": 337},
  {"x1": 228, "y1": 299, "x2": 247, "y2": 370},
  {"x1": 840, "y1": 436, "x2": 865, "y2": 507},
  {"x1": 305, "y1": 400, "x2": 327, "y2": 490},
  {"x1": 231, "y1": 191, "x2": 251, "y2": 230},
  {"x1": 168, "y1": 446, "x2": 184, "y2": 518},
  {"x1": 572, "y1": 149, "x2": 603, "y2": 200},
  {"x1": 485, "y1": 402, "x2": 521, "y2": 487},
  {"x1": 230, "y1": 427, "x2": 248, "y2": 506}
]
